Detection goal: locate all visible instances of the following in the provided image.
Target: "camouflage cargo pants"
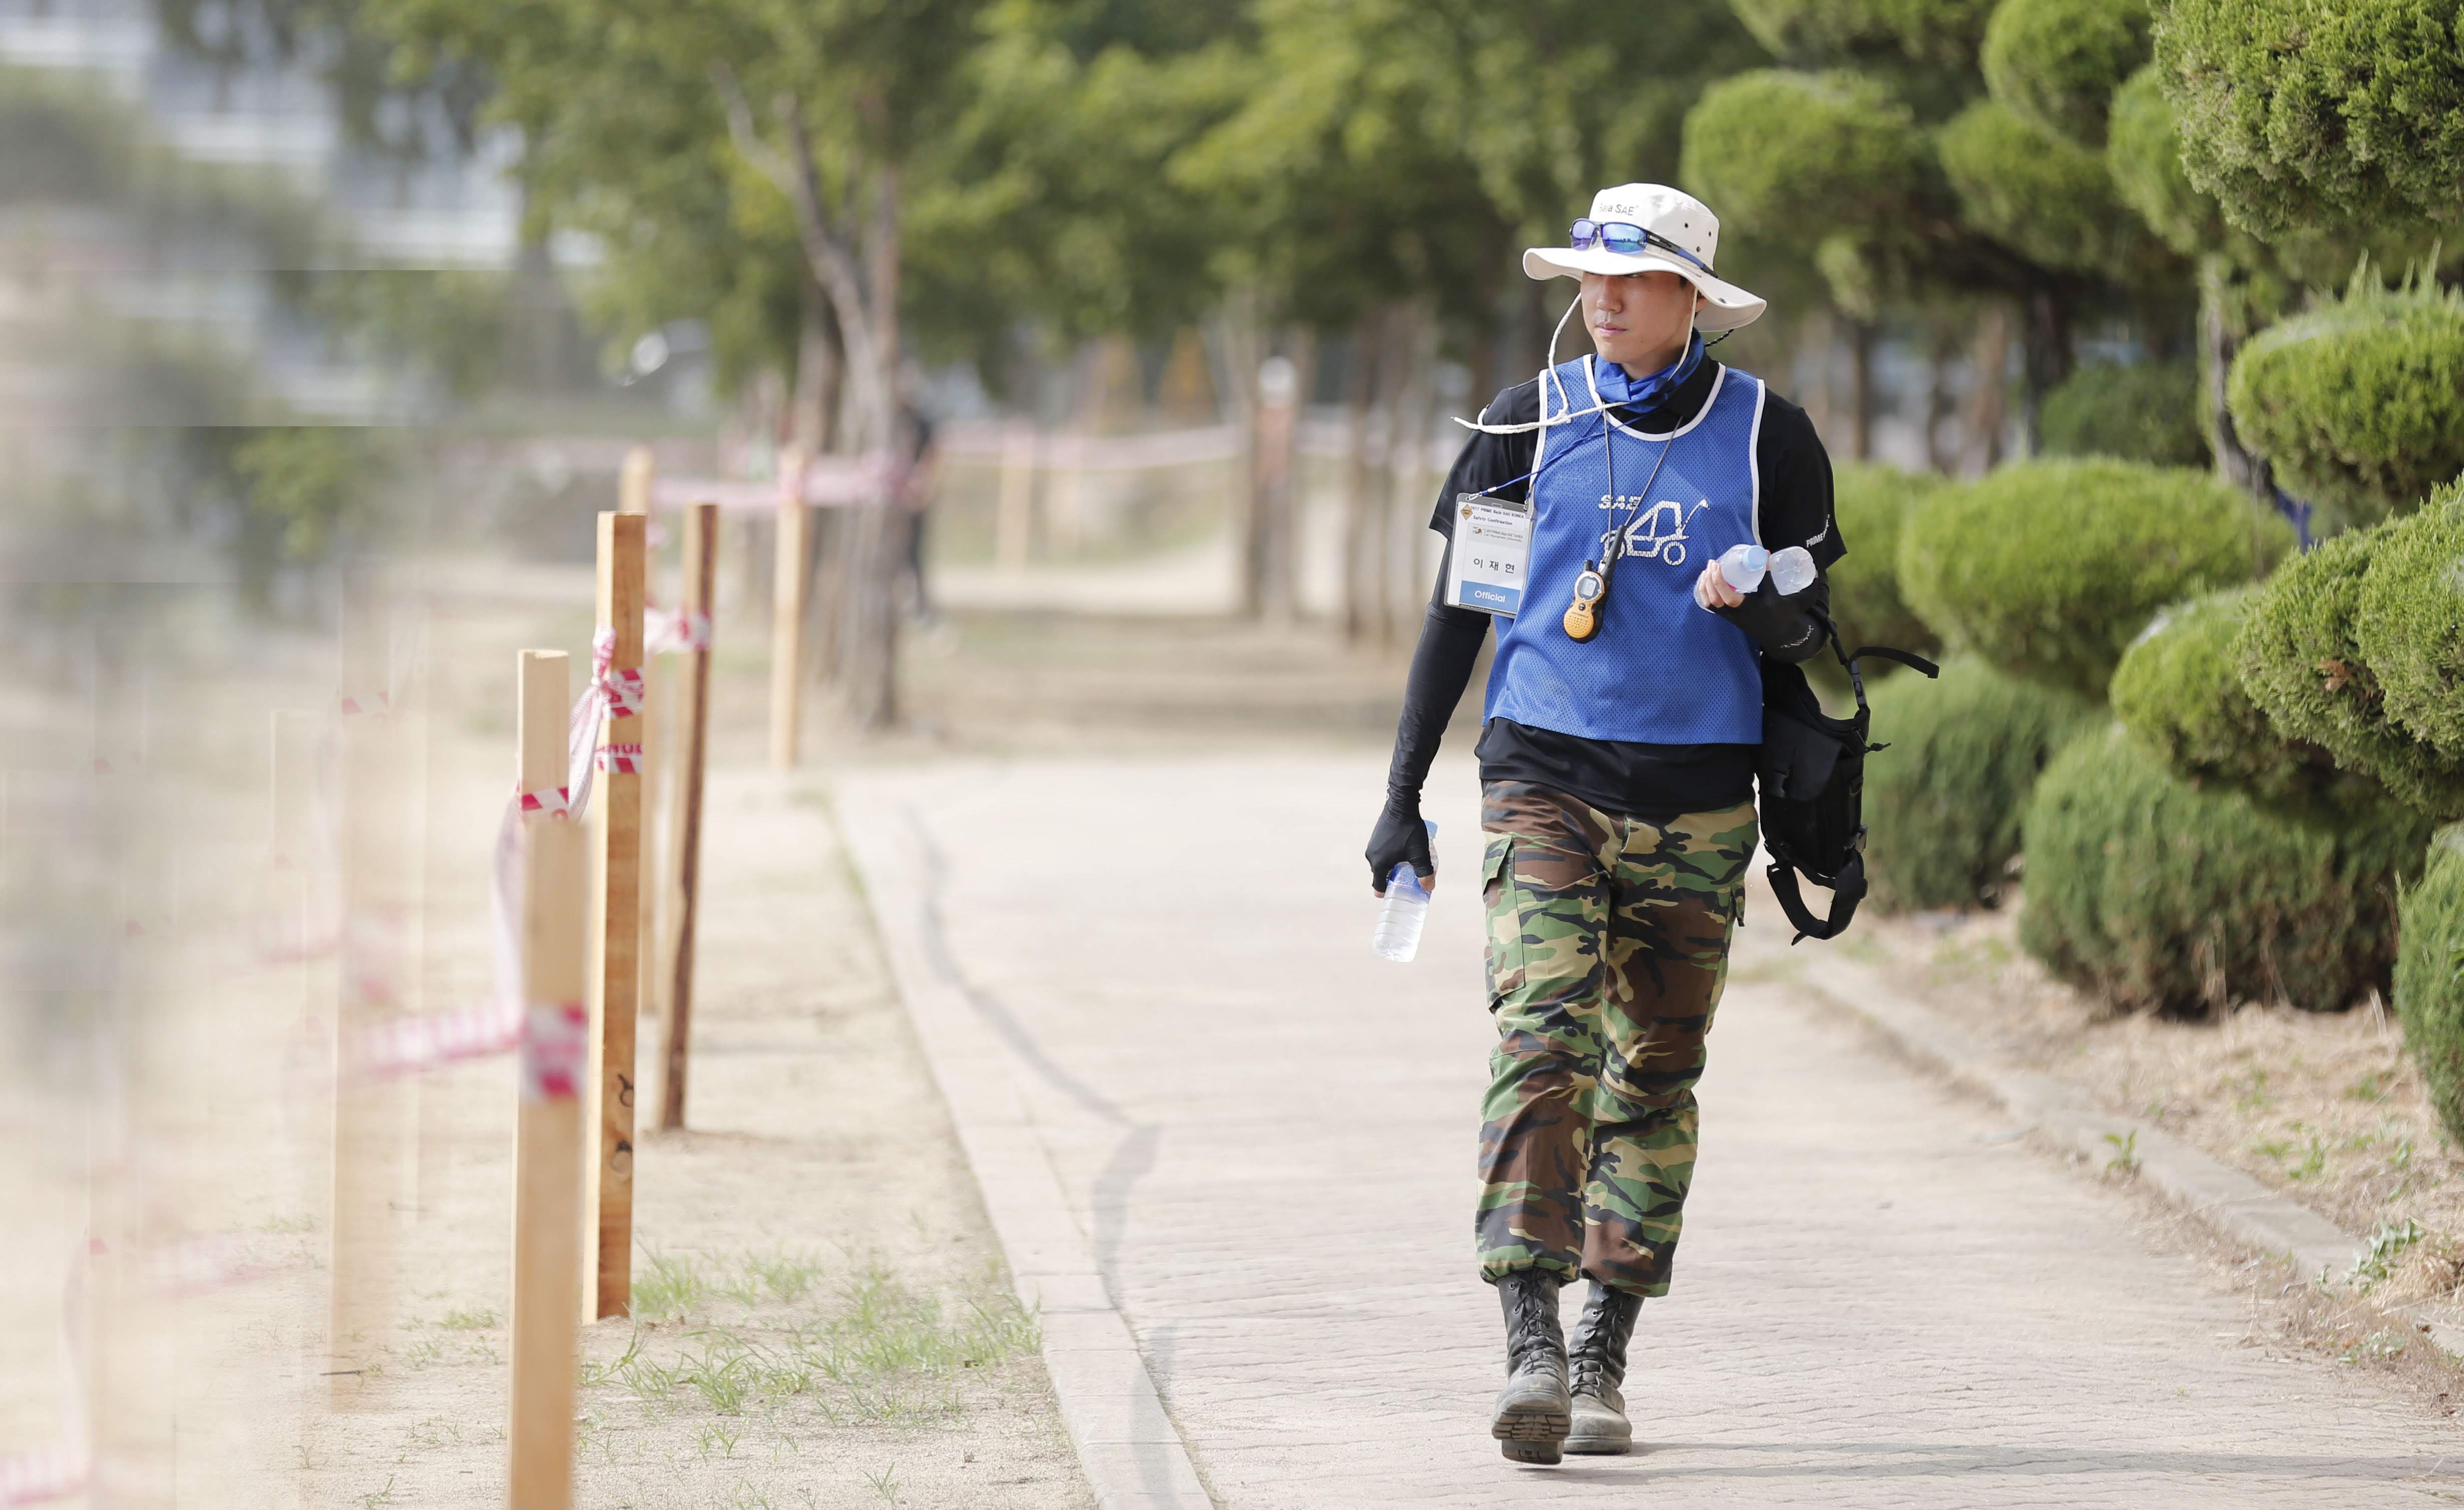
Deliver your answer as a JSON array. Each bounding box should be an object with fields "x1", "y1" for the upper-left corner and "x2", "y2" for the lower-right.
[{"x1": 1475, "y1": 782, "x2": 1756, "y2": 1297}]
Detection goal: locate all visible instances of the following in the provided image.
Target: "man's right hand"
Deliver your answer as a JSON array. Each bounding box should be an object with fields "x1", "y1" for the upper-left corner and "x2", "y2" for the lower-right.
[{"x1": 1367, "y1": 797, "x2": 1436, "y2": 897}]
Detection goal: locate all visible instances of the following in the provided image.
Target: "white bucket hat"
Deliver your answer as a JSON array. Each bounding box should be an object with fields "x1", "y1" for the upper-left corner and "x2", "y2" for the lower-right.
[{"x1": 1522, "y1": 184, "x2": 1766, "y2": 333}]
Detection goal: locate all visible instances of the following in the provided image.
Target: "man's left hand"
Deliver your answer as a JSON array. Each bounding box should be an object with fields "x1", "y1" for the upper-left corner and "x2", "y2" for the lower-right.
[{"x1": 1694, "y1": 558, "x2": 1745, "y2": 611}]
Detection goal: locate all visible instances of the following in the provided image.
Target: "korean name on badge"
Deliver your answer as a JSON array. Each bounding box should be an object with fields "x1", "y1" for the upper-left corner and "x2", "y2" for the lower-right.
[{"x1": 1445, "y1": 492, "x2": 1532, "y2": 617}]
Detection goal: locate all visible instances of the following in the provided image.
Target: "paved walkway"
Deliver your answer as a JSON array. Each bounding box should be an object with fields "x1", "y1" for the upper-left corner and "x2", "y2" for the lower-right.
[{"x1": 839, "y1": 752, "x2": 2461, "y2": 1507}]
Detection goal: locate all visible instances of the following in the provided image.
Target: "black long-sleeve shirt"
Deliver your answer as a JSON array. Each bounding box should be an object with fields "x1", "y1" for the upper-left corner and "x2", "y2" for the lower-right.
[{"x1": 1386, "y1": 356, "x2": 1846, "y2": 820}]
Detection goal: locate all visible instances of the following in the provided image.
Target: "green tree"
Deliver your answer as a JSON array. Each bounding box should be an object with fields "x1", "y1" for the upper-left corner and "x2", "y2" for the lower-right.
[{"x1": 2157, "y1": 0, "x2": 2464, "y2": 237}]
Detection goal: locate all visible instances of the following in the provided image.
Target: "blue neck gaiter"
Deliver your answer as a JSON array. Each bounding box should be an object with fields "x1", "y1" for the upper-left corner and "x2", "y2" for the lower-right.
[{"x1": 1595, "y1": 331, "x2": 1705, "y2": 412}]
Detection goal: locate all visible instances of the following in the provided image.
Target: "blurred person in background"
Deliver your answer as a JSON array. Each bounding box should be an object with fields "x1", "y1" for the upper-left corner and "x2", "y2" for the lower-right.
[
  {"x1": 896, "y1": 396, "x2": 942, "y2": 625},
  {"x1": 1364, "y1": 184, "x2": 1844, "y2": 1465}
]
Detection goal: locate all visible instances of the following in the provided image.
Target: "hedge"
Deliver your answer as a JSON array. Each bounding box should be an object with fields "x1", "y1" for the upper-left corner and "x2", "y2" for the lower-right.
[
  {"x1": 2040, "y1": 360, "x2": 2208, "y2": 468},
  {"x1": 1826, "y1": 462, "x2": 1944, "y2": 673},
  {"x1": 2018, "y1": 726, "x2": 2427, "y2": 1013},
  {"x1": 1981, "y1": 0, "x2": 2152, "y2": 147},
  {"x1": 1897, "y1": 457, "x2": 2291, "y2": 699},
  {"x1": 2226, "y1": 277, "x2": 2464, "y2": 530},
  {"x1": 2237, "y1": 518, "x2": 2464, "y2": 821},
  {"x1": 1864, "y1": 657, "x2": 2098, "y2": 911},
  {"x1": 1935, "y1": 99, "x2": 2176, "y2": 280},
  {"x1": 2355, "y1": 484, "x2": 2464, "y2": 765},
  {"x1": 1680, "y1": 71, "x2": 1936, "y2": 243},
  {"x1": 2111, "y1": 584, "x2": 2391, "y2": 823},
  {"x1": 1726, "y1": 0, "x2": 1997, "y2": 67},
  {"x1": 2156, "y1": 0, "x2": 2464, "y2": 235},
  {"x1": 2395, "y1": 837, "x2": 2464, "y2": 1146}
]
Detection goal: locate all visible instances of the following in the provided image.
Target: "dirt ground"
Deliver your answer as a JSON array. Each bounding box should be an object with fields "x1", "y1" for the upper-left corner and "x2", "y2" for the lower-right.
[
  {"x1": 0, "y1": 567, "x2": 1093, "y2": 1509},
  {"x1": 1848, "y1": 898, "x2": 2464, "y2": 1324}
]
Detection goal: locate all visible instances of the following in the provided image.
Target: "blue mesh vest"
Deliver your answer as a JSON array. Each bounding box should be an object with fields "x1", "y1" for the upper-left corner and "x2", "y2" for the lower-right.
[{"x1": 1483, "y1": 356, "x2": 1770, "y2": 744}]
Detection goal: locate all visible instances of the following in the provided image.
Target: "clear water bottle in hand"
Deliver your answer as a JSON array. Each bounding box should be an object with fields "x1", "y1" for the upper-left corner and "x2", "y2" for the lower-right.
[
  {"x1": 1372, "y1": 820, "x2": 1437, "y2": 963},
  {"x1": 1718, "y1": 542, "x2": 1769, "y2": 593},
  {"x1": 1769, "y1": 544, "x2": 1817, "y2": 596}
]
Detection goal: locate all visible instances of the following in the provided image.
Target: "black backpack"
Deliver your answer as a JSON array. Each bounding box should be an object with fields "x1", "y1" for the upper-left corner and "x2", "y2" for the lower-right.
[{"x1": 1756, "y1": 615, "x2": 1939, "y2": 943}]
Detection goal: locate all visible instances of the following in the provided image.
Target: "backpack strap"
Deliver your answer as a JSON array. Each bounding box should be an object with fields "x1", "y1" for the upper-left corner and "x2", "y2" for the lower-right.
[
  {"x1": 1850, "y1": 646, "x2": 1941, "y2": 678},
  {"x1": 1765, "y1": 848, "x2": 1868, "y2": 945}
]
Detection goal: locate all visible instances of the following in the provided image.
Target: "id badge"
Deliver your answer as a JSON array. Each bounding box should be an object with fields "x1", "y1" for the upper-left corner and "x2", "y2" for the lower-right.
[{"x1": 1444, "y1": 493, "x2": 1532, "y2": 617}]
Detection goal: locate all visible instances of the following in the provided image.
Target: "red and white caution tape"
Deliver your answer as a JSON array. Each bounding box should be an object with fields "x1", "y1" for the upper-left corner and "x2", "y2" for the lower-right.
[
  {"x1": 521, "y1": 1003, "x2": 588, "y2": 1102},
  {"x1": 596, "y1": 742, "x2": 645, "y2": 775},
  {"x1": 0, "y1": 1445, "x2": 84, "y2": 1506},
  {"x1": 646, "y1": 605, "x2": 711, "y2": 655},
  {"x1": 350, "y1": 999, "x2": 524, "y2": 1081}
]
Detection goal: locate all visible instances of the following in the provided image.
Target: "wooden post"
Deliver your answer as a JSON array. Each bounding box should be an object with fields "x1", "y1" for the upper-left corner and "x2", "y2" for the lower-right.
[
  {"x1": 769, "y1": 449, "x2": 811, "y2": 771},
  {"x1": 659, "y1": 504, "x2": 718, "y2": 1132},
  {"x1": 584, "y1": 513, "x2": 644, "y2": 1321},
  {"x1": 509, "y1": 650, "x2": 586, "y2": 1510},
  {"x1": 330, "y1": 573, "x2": 406, "y2": 1409},
  {"x1": 618, "y1": 443, "x2": 654, "y2": 516},
  {"x1": 996, "y1": 418, "x2": 1036, "y2": 570}
]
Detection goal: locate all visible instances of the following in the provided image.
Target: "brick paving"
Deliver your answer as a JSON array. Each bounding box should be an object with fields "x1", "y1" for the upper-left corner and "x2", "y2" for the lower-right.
[{"x1": 839, "y1": 751, "x2": 2462, "y2": 1507}]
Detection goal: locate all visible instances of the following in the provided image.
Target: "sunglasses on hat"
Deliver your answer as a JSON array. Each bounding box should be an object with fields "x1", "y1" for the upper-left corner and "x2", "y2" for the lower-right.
[{"x1": 1568, "y1": 220, "x2": 1712, "y2": 274}]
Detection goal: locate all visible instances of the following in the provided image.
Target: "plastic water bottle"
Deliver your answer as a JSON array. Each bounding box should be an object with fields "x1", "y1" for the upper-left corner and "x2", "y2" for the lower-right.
[
  {"x1": 1373, "y1": 820, "x2": 1437, "y2": 963},
  {"x1": 1770, "y1": 545, "x2": 1817, "y2": 596},
  {"x1": 1719, "y1": 542, "x2": 1769, "y2": 592}
]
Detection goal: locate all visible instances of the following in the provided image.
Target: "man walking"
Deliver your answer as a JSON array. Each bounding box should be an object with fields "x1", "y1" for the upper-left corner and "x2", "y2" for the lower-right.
[{"x1": 1365, "y1": 185, "x2": 1844, "y2": 1464}]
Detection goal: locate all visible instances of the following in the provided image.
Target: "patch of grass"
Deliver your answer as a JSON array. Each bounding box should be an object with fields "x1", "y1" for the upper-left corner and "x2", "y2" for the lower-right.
[
  {"x1": 440, "y1": 1305, "x2": 499, "y2": 1331},
  {"x1": 2345, "y1": 1071, "x2": 2392, "y2": 1103},
  {"x1": 402, "y1": 1416, "x2": 460, "y2": 1451},
  {"x1": 2102, "y1": 1129, "x2": 2140, "y2": 1175},
  {"x1": 635, "y1": 1249, "x2": 710, "y2": 1321},
  {"x1": 864, "y1": 1463, "x2": 900, "y2": 1503},
  {"x1": 2339, "y1": 1329, "x2": 2408, "y2": 1364},
  {"x1": 358, "y1": 1476, "x2": 396, "y2": 1508},
  {"x1": 694, "y1": 1421, "x2": 741, "y2": 1459},
  {"x1": 2351, "y1": 1218, "x2": 2428, "y2": 1291},
  {"x1": 2288, "y1": 1136, "x2": 2330, "y2": 1182},
  {"x1": 2252, "y1": 1138, "x2": 2292, "y2": 1163},
  {"x1": 2234, "y1": 1068, "x2": 2273, "y2": 1113},
  {"x1": 397, "y1": 1337, "x2": 444, "y2": 1371},
  {"x1": 745, "y1": 1250, "x2": 824, "y2": 1306}
]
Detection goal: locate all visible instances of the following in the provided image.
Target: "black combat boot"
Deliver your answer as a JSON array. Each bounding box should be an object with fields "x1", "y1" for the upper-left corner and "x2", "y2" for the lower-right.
[
  {"x1": 1490, "y1": 1269, "x2": 1570, "y2": 1464},
  {"x1": 1564, "y1": 1282, "x2": 1644, "y2": 1454}
]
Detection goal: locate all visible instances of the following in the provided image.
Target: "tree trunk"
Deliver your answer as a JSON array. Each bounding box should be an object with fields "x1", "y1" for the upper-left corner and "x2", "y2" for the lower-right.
[
  {"x1": 1383, "y1": 302, "x2": 1437, "y2": 651},
  {"x1": 1340, "y1": 312, "x2": 1384, "y2": 643},
  {"x1": 1847, "y1": 319, "x2": 1876, "y2": 461},
  {"x1": 1255, "y1": 326, "x2": 1312, "y2": 624},
  {"x1": 1966, "y1": 304, "x2": 2013, "y2": 473},
  {"x1": 2198, "y1": 254, "x2": 2273, "y2": 505},
  {"x1": 1924, "y1": 321, "x2": 1960, "y2": 474},
  {"x1": 1206, "y1": 290, "x2": 1266, "y2": 619},
  {"x1": 2019, "y1": 283, "x2": 2074, "y2": 456}
]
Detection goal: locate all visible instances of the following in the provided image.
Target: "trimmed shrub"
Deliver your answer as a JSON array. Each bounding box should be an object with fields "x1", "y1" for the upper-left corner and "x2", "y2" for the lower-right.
[
  {"x1": 1897, "y1": 458, "x2": 2292, "y2": 700},
  {"x1": 1826, "y1": 462, "x2": 1945, "y2": 671},
  {"x1": 2156, "y1": 0, "x2": 2464, "y2": 235},
  {"x1": 2227, "y1": 277, "x2": 2464, "y2": 530},
  {"x1": 2112, "y1": 585, "x2": 2392, "y2": 823},
  {"x1": 2395, "y1": 837, "x2": 2464, "y2": 1146},
  {"x1": 1681, "y1": 71, "x2": 1937, "y2": 242},
  {"x1": 2039, "y1": 360, "x2": 2208, "y2": 468},
  {"x1": 1726, "y1": 0, "x2": 1997, "y2": 68},
  {"x1": 2018, "y1": 726, "x2": 2428, "y2": 1013},
  {"x1": 2355, "y1": 483, "x2": 2464, "y2": 764},
  {"x1": 2237, "y1": 520, "x2": 2464, "y2": 821},
  {"x1": 2105, "y1": 65, "x2": 2225, "y2": 260},
  {"x1": 1935, "y1": 99, "x2": 2177, "y2": 279},
  {"x1": 1981, "y1": 0, "x2": 2152, "y2": 147},
  {"x1": 1864, "y1": 657, "x2": 2098, "y2": 911}
]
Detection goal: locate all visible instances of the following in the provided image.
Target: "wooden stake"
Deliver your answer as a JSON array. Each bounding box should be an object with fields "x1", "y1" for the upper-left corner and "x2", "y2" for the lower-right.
[
  {"x1": 660, "y1": 504, "x2": 718, "y2": 1132},
  {"x1": 618, "y1": 443, "x2": 655, "y2": 516},
  {"x1": 509, "y1": 650, "x2": 586, "y2": 1510},
  {"x1": 585, "y1": 512, "x2": 645, "y2": 1321},
  {"x1": 996, "y1": 418, "x2": 1035, "y2": 570},
  {"x1": 769, "y1": 450, "x2": 812, "y2": 771},
  {"x1": 331, "y1": 574, "x2": 407, "y2": 1410}
]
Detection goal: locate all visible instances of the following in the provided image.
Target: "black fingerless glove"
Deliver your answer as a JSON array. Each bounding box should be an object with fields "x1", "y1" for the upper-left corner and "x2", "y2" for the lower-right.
[{"x1": 1366, "y1": 793, "x2": 1436, "y2": 895}]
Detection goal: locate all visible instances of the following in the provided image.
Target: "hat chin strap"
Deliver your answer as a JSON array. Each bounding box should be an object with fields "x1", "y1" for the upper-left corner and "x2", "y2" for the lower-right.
[{"x1": 1450, "y1": 293, "x2": 1700, "y2": 437}]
